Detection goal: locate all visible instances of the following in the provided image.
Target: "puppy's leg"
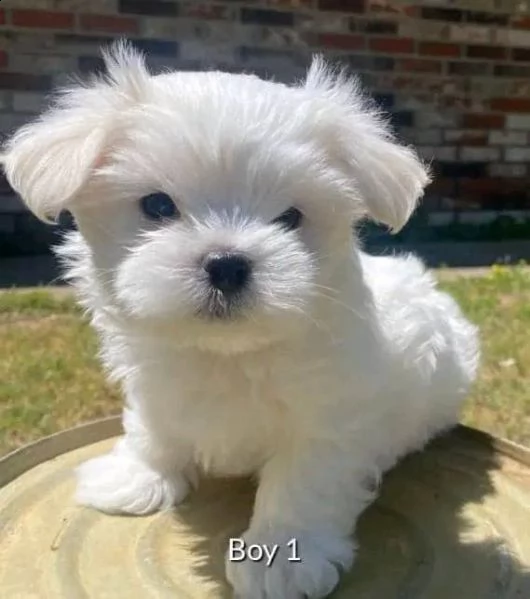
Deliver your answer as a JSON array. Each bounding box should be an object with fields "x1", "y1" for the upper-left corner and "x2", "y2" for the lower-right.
[
  {"x1": 76, "y1": 408, "x2": 192, "y2": 515},
  {"x1": 225, "y1": 440, "x2": 376, "y2": 599}
]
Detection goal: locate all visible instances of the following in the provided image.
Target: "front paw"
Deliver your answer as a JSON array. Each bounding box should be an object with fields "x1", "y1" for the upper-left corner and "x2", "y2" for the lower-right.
[
  {"x1": 75, "y1": 451, "x2": 189, "y2": 516},
  {"x1": 225, "y1": 528, "x2": 355, "y2": 599}
]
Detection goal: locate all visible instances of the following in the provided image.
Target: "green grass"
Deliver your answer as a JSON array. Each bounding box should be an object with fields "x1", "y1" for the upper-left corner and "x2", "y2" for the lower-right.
[
  {"x1": 0, "y1": 290, "x2": 121, "y2": 455},
  {"x1": 1, "y1": 266, "x2": 529, "y2": 457},
  {"x1": 439, "y1": 264, "x2": 530, "y2": 447}
]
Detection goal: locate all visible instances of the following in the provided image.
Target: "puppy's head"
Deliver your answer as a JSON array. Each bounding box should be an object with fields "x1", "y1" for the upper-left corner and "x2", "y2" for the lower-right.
[{"x1": 2, "y1": 44, "x2": 429, "y2": 353}]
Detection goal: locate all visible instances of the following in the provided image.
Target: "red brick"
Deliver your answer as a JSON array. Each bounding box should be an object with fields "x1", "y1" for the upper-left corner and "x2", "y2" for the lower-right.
[
  {"x1": 495, "y1": 63, "x2": 530, "y2": 77},
  {"x1": 384, "y1": 75, "x2": 415, "y2": 91},
  {"x1": 460, "y1": 178, "x2": 506, "y2": 196},
  {"x1": 369, "y1": 37, "x2": 414, "y2": 54},
  {"x1": 180, "y1": 3, "x2": 232, "y2": 19},
  {"x1": 439, "y1": 97, "x2": 475, "y2": 110},
  {"x1": 460, "y1": 177, "x2": 530, "y2": 197},
  {"x1": 368, "y1": 0, "x2": 418, "y2": 16},
  {"x1": 512, "y1": 47, "x2": 530, "y2": 61},
  {"x1": 0, "y1": 10, "x2": 5, "y2": 26},
  {"x1": 512, "y1": 16, "x2": 530, "y2": 29},
  {"x1": 419, "y1": 42, "x2": 460, "y2": 57},
  {"x1": 402, "y1": 5, "x2": 418, "y2": 17},
  {"x1": 449, "y1": 61, "x2": 491, "y2": 76},
  {"x1": 428, "y1": 177, "x2": 455, "y2": 195},
  {"x1": 490, "y1": 98, "x2": 530, "y2": 113},
  {"x1": 445, "y1": 129, "x2": 488, "y2": 145},
  {"x1": 318, "y1": 33, "x2": 365, "y2": 50},
  {"x1": 398, "y1": 58, "x2": 441, "y2": 73},
  {"x1": 268, "y1": 0, "x2": 313, "y2": 6},
  {"x1": 466, "y1": 45, "x2": 506, "y2": 60},
  {"x1": 319, "y1": 0, "x2": 365, "y2": 12},
  {"x1": 0, "y1": 51, "x2": 7, "y2": 69},
  {"x1": 80, "y1": 14, "x2": 138, "y2": 34},
  {"x1": 12, "y1": 10, "x2": 74, "y2": 29},
  {"x1": 462, "y1": 113, "x2": 505, "y2": 129}
]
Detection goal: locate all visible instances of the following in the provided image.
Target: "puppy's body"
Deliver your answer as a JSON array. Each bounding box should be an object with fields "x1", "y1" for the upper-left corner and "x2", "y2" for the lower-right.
[
  {"x1": 70, "y1": 239, "x2": 475, "y2": 482},
  {"x1": 3, "y1": 44, "x2": 479, "y2": 598}
]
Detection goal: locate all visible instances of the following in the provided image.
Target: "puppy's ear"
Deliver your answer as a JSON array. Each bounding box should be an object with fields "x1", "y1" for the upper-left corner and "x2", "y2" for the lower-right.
[
  {"x1": 304, "y1": 57, "x2": 430, "y2": 232},
  {"x1": 0, "y1": 41, "x2": 149, "y2": 223}
]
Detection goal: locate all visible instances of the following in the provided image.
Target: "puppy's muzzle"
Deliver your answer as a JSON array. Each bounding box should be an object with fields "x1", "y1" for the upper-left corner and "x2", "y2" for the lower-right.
[{"x1": 203, "y1": 252, "x2": 252, "y2": 295}]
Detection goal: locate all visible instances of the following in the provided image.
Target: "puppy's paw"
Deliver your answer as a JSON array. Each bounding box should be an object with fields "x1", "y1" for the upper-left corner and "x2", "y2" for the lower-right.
[
  {"x1": 225, "y1": 528, "x2": 355, "y2": 599},
  {"x1": 75, "y1": 452, "x2": 189, "y2": 515}
]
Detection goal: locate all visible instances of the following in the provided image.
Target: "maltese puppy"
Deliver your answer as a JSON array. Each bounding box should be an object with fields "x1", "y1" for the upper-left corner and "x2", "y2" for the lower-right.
[{"x1": 3, "y1": 43, "x2": 479, "y2": 598}]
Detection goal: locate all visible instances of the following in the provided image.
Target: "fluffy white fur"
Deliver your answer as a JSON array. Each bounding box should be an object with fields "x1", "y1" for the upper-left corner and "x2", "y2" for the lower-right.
[{"x1": 2, "y1": 43, "x2": 479, "y2": 599}]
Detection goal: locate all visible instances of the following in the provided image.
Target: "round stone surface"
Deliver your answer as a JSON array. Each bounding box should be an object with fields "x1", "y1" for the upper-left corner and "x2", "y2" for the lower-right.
[{"x1": 0, "y1": 418, "x2": 529, "y2": 598}]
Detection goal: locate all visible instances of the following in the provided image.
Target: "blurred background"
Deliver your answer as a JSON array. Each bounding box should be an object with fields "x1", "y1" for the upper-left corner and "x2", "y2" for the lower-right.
[{"x1": 1, "y1": 0, "x2": 530, "y2": 286}]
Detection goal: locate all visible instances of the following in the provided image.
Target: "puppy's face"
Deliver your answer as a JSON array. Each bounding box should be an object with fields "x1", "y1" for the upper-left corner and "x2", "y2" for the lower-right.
[
  {"x1": 67, "y1": 82, "x2": 352, "y2": 351},
  {"x1": 3, "y1": 45, "x2": 429, "y2": 353}
]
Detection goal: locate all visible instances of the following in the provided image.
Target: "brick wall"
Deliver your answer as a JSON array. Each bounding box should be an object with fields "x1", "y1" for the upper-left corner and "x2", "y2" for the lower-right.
[{"x1": 1, "y1": 0, "x2": 530, "y2": 254}]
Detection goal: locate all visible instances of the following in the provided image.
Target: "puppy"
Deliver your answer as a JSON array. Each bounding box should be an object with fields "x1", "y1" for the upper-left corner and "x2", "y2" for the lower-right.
[{"x1": 2, "y1": 43, "x2": 479, "y2": 598}]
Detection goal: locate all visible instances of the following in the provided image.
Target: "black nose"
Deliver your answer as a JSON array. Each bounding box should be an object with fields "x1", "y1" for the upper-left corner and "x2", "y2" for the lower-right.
[{"x1": 204, "y1": 253, "x2": 251, "y2": 294}]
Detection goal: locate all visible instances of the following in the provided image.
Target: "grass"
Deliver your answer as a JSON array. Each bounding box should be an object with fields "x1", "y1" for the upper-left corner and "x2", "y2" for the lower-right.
[
  {"x1": 0, "y1": 266, "x2": 529, "y2": 457},
  {"x1": 439, "y1": 264, "x2": 530, "y2": 447},
  {"x1": 0, "y1": 290, "x2": 121, "y2": 455}
]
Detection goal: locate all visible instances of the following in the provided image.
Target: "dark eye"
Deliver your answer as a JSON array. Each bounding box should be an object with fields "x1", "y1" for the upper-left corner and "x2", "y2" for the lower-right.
[
  {"x1": 272, "y1": 207, "x2": 303, "y2": 231},
  {"x1": 140, "y1": 192, "x2": 180, "y2": 221}
]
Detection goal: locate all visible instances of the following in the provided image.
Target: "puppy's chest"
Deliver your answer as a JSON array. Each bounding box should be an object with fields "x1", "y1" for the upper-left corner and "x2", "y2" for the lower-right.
[{"x1": 147, "y1": 356, "x2": 295, "y2": 474}]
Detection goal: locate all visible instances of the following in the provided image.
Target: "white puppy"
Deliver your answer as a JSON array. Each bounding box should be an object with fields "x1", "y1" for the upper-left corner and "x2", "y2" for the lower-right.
[{"x1": 3, "y1": 43, "x2": 479, "y2": 598}]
